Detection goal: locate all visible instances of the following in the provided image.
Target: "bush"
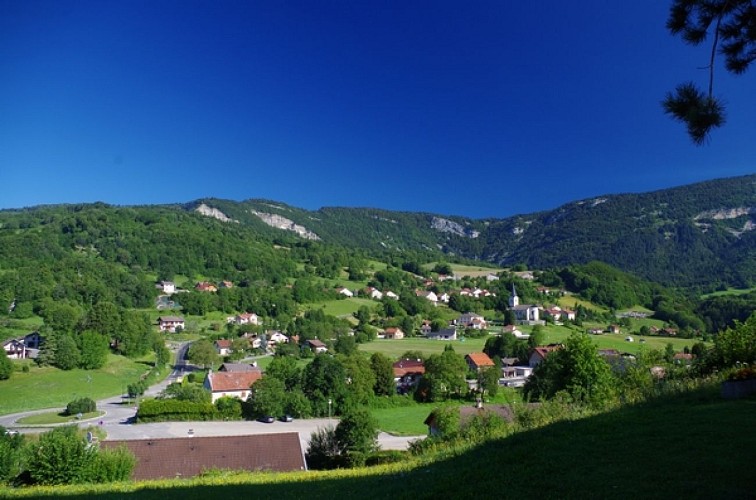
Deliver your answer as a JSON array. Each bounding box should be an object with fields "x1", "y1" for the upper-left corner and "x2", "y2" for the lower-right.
[
  {"x1": 137, "y1": 399, "x2": 217, "y2": 422},
  {"x1": 66, "y1": 397, "x2": 97, "y2": 416},
  {"x1": 87, "y1": 445, "x2": 136, "y2": 483},
  {"x1": 25, "y1": 427, "x2": 96, "y2": 485}
]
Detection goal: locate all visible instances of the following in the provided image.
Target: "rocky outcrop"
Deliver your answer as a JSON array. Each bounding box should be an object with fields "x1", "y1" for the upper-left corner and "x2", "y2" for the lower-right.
[
  {"x1": 694, "y1": 207, "x2": 754, "y2": 220},
  {"x1": 430, "y1": 217, "x2": 479, "y2": 238},
  {"x1": 195, "y1": 204, "x2": 237, "y2": 223},
  {"x1": 250, "y1": 210, "x2": 320, "y2": 240}
]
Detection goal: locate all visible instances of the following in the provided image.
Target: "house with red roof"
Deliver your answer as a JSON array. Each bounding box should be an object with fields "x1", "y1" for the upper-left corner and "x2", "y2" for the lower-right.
[
  {"x1": 203, "y1": 369, "x2": 262, "y2": 403},
  {"x1": 393, "y1": 358, "x2": 425, "y2": 393},
  {"x1": 382, "y1": 327, "x2": 405, "y2": 340},
  {"x1": 465, "y1": 352, "x2": 495, "y2": 372},
  {"x1": 529, "y1": 345, "x2": 563, "y2": 367},
  {"x1": 214, "y1": 339, "x2": 232, "y2": 356}
]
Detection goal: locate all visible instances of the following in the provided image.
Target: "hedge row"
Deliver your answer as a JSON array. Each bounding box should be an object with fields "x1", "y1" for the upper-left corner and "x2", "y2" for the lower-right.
[{"x1": 136, "y1": 400, "x2": 217, "y2": 422}]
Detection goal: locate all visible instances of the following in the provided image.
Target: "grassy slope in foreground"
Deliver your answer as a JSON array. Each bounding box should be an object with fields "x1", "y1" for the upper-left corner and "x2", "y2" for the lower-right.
[{"x1": 5, "y1": 385, "x2": 754, "y2": 499}]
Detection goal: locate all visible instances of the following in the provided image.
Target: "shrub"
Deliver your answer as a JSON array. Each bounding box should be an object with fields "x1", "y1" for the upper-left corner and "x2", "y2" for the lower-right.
[
  {"x1": 25, "y1": 426, "x2": 96, "y2": 485},
  {"x1": 66, "y1": 397, "x2": 97, "y2": 416},
  {"x1": 87, "y1": 445, "x2": 136, "y2": 483}
]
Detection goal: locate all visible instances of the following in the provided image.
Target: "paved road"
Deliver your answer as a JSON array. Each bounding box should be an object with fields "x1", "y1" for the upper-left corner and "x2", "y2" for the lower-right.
[{"x1": 1, "y1": 341, "x2": 425, "y2": 450}]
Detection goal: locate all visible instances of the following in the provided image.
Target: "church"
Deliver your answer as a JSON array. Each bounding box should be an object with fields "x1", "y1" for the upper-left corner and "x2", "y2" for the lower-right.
[{"x1": 509, "y1": 285, "x2": 541, "y2": 324}]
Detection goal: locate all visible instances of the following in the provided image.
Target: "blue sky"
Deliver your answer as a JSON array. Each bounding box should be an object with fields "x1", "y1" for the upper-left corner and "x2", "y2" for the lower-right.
[{"x1": 1, "y1": 1, "x2": 754, "y2": 218}]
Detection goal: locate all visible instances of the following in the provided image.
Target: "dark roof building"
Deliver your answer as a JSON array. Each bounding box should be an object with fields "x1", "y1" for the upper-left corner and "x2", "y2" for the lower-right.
[{"x1": 102, "y1": 433, "x2": 306, "y2": 480}]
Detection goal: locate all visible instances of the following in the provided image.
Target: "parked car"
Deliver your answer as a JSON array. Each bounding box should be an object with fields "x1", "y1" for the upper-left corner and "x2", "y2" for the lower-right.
[
  {"x1": 259, "y1": 416, "x2": 275, "y2": 424},
  {"x1": 280, "y1": 414, "x2": 294, "y2": 422}
]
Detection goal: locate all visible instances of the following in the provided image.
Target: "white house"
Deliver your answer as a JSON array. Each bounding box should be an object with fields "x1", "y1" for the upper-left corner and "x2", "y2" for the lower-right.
[
  {"x1": 457, "y1": 312, "x2": 487, "y2": 330},
  {"x1": 337, "y1": 287, "x2": 354, "y2": 298},
  {"x1": 385, "y1": 291, "x2": 399, "y2": 300},
  {"x1": 266, "y1": 331, "x2": 289, "y2": 344},
  {"x1": 365, "y1": 287, "x2": 383, "y2": 300},
  {"x1": 157, "y1": 316, "x2": 185, "y2": 333},
  {"x1": 416, "y1": 290, "x2": 438, "y2": 304},
  {"x1": 157, "y1": 281, "x2": 176, "y2": 294},
  {"x1": 233, "y1": 312, "x2": 260, "y2": 326}
]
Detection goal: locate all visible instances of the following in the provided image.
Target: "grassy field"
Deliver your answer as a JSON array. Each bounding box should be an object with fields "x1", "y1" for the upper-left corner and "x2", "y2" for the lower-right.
[
  {"x1": 700, "y1": 286, "x2": 756, "y2": 298},
  {"x1": 3, "y1": 384, "x2": 753, "y2": 499},
  {"x1": 0, "y1": 354, "x2": 154, "y2": 415},
  {"x1": 359, "y1": 337, "x2": 488, "y2": 359},
  {"x1": 371, "y1": 404, "x2": 433, "y2": 436},
  {"x1": 0, "y1": 316, "x2": 44, "y2": 342},
  {"x1": 304, "y1": 297, "x2": 378, "y2": 318},
  {"x1": 424, "y1": 262, "x2": 503, "y2": 277}
]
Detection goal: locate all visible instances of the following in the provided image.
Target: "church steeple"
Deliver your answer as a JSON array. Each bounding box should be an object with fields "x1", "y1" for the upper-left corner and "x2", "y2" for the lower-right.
[{"x1": 509, "y1": 283, "x2": 519, "y2": 308}]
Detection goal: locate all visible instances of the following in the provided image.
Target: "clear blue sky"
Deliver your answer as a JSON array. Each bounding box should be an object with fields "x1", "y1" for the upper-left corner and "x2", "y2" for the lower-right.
[{"x1": 1, "y1": 1, "x2": 754, "y2": 218}]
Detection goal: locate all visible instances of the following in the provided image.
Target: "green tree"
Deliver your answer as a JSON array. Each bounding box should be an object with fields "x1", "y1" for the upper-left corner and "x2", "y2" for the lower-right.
[
  {"x1": 187, "y1": 339, "x2": 219, "y2": 369},
  {"x1": 306, "y1": 426, "x2": 343, "y2": 470},
  {"x1": 25, "y1": 426, "x2": 96, "y2": 485},
  {"x1": 78, "y1": 330, "x2": 109, "y2": 369},
  {"x1": 370, "y1": 352, "x2": 396, "y2": 397},
  {"x1": 0, "y1": 349, "x2": 12, "y2": 380},
  {"x1": 334, "y1": 407, "x2": 378, "y2": 467},
  {"x1": 334, "y1": 334, "x2": 357, "y2": 356},
  {"x1": 249, "y1": 376, "x2": 287, "y2": 418},
  {"x1": 0, "y1": 426, "x2": 25, "y2": 484},
  {"x1": 56, "y1": 335, "x2": 81, "y2": 370},
  {"x1": 712, "y1": 311, "x2": 756, "y2": 367},
  {"x1": 478, "y1": 365, "x2": 500, "y2": 399},
  {"x1": 265, "y1": 355, "x2": 303, "y2": 391},
  {"x1": 302, "y1": 354, "x2": 349, "y2": 416},
  {"x1": 418, "y1": 347, "x2": 468, "y2": 402},
  {"x1": 159, "y1": 382, "x2": 211, "y2": 403},
  {"x1": 524, "y1": 333, "x2": 617, "y2": 408},
  {"x1": 340, "y1": 354, "x2": 376, "y2": 408},
  {"x1": 664, "y1": 0, "x2": 755, "y2": 144}
]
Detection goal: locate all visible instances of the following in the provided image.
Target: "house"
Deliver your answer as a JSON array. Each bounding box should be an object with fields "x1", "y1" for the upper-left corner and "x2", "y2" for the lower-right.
[
  {"x1": 457, "y1": 312, "x2": 487, "y2": 330},
  {"x1": 240, "y1": 333, "x2": 262, "y2": 350},
  {"x1": 266, "y1": 330, "x2": 289, "y2": 344},
  {"x1": 502, "y1": 325, "x2": 528, "y2": 339},
  {"x1": 420, "y1": 321, "x2": 432, "y2": 336},
  {"x1": 537, "y1": 286, "x2": 551, "y2": 295},
  {"x1": 214, "y1": 339, "x2": 232, "y2": 356},
  {"x1": 393, "y1": 358, "x2": 425, "y2": 393},
  {"x1": 218, "y1": 280, "x2": 234, "y2": 289},
  {"x1": 513, "y1": 271, "x2": 535, "y2": 280},
  {"x1": 385, "y1": 290, "x2": 399, "y2": 300},
  {"x1": 24, "y1": 331, "x2": 43, "y2": 349},
  {"x1": 416, "y1": 290, "x2": 438, "y2": 304},
  {"x1": 529, "y1": 345, "x2": 562, "y2": 367},
  {"x1": 486, "y1": 273, "x2": 500, "y2": 282},
  {"x1": 336, "y1": 287, "x2": 353, "y2": 297},
  {"x1": 609, "y1": 324, "x2": 621, "y2": 334},
  {"x1": 157, "y1": 316, "x2": 185, "y2": 333},
  {"x1": 219, "y1": 363, "x2": 258, "y2": 372},
  {"x1": 2, "y1": 338, "x2": 27, "y2": 359},
  {"x1": 365, "y1": 287, "x2": 383, "y2": 300},
  {"x1": 661, "y1": 327, "x2": 679, "y2": 337},
  {"x1": 465, "y1": 352, "x2": 495, "y2": 372},
  {"x1": 156, "y1": 281, "x2": 176, "y2": 294},
  {"x1": 542, "y1": 306, "x2": 563, "y2": 321},
  {"x1": 501, "y1": 365, "x2": 534, "y2": 387},
  {"x1": 438, "y1": 292, "x2": 451, "y2": 304},
  {"x1": 383, "y1": 327, "x2": 405, "y2": 340},
  {"x1": 203, "y1": 369, "x2": 262, "y2": 402},
  {"x1": 426, "y1": 328, "x2": 457, "y2": 341},
  {"x1": 195, "y1": 282, "x2": 218, "y2": 292},
  {"x1": 101, "y1": 433, "x2": 306, "y2": 480},
  {"x1": 306, "y1": 339, "x2": 328, "y2": 354},
  {"x1": 233, "y1": 312, "x2": 260, "y2": 326},
  {"x1": 588, "y1": 328, "x2": 605, "y2": 335}
]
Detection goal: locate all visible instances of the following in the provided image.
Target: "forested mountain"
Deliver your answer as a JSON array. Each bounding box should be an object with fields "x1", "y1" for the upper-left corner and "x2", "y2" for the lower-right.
[
  {"x1": 0, "y1": 175, "x2": 753, "y2": 294},
  {"x1": 188, "y1": 174, "x2": 756, "y2": 289}
]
